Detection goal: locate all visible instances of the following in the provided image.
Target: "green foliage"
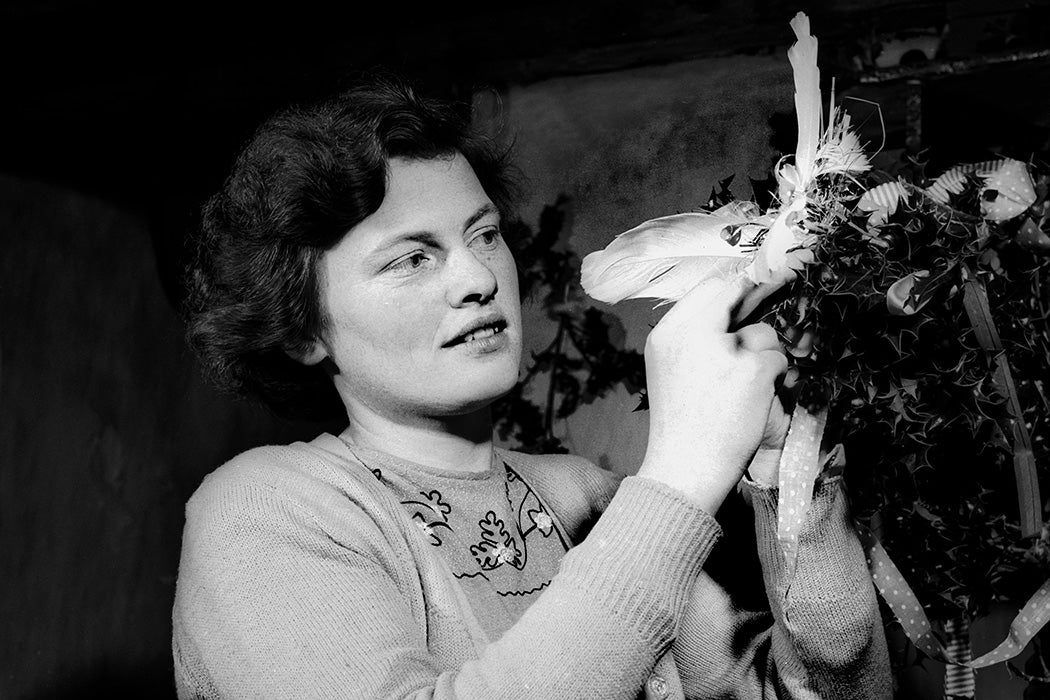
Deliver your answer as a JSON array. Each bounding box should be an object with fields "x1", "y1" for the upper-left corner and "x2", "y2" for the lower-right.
[{"x1": 493, "y1": 196, "x2": 646, "y2": 454}]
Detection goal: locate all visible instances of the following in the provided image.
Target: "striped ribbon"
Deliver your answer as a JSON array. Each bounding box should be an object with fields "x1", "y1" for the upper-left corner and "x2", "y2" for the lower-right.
[
  {"x1": 923, "y1": 158, "x2": 1037, "y2": 221},
  {"x1": 943, "y1": 617, "x2": 975, "y2": 698},
  {"x1": 857, "y1": 180, "x2": 909, "y2": 226},
  {"x1": 961, "y1": 275, "x2": 1042, "y2": 538},
  {"x1": 858, "y1": 180, "x2": 908, "y2": 211},
  {"x1": 924, "y1": 160, "x2": 1001, "y2": 205}
]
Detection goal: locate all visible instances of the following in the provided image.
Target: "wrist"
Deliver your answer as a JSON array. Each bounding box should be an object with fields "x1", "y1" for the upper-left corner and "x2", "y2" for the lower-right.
[
  {"x1": 746, "y1": 447, "x2": 782, "y2": 486},
  {"x1": 638, "y1": 449, "x2": 745, "y2": 514}
]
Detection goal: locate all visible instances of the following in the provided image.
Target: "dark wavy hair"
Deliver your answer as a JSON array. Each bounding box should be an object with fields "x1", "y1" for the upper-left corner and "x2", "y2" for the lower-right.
[{"x1": 183, "y1": 71, "x2": 521, "y2": 421}]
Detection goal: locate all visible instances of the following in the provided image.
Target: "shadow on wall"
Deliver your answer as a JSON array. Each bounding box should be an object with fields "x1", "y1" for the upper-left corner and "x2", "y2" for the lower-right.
[
  {"x1": 0, "y1": 173, "x2": 331, "y2": 698},
  {"x1": 22, "y1": 659, "x2": 177, "y2": 700}
]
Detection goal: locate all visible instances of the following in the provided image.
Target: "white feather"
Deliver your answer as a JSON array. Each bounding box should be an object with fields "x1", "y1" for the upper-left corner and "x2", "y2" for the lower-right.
[
  {"x1": 815, "y1": 123, "x2": 871, "y2": 176},
  {"x1": 580, "y1": 211, "x2": 753, "y2": 304},
  {"x1": 579, "y1": 12, "x2": 846, "y2": 307}
]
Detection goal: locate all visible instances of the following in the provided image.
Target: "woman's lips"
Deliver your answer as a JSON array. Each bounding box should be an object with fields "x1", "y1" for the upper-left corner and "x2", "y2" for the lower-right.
[
  {"x1": 448, "y1": 322, "x2": 509, "y2": 354},
  {"x1": 444, "y1": 316, "x2": 507, "y2": 347}
]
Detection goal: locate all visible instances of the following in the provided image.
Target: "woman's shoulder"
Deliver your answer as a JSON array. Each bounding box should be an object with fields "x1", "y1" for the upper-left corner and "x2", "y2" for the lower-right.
[
  {"x1": 501, "y1": 449, "x2": 622, "y2": 493},
  {"x1": 172, "y1": 435, "x2": 423, "y2": 657},
  {"x1": 184, "y1": 433, "x2": 395, "y2": 542},
  {"x1": 193, "y1": 432, "x2": 371, "y2": 490},
  {"x1": 497, "y1": 449, "x2": 625, "y2": 541}
]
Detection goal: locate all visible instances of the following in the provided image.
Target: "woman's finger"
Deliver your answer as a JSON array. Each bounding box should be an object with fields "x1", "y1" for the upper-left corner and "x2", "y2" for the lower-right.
[
  {"x1": 757, "y1": 347, "x2": 789, "y2": 382},
  {"x1": 733, "y1": 248, "x2": 815, "y2": 325},
  {"x1": 734, "y1": 322, "x2": 782, "y2": 354},
  {"x1": 662, "y1": 274, "x2": 755, "y2": 334}
]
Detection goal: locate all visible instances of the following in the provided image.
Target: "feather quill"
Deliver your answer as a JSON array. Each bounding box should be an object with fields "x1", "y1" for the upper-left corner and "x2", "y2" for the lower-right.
[
  {"x1": 788, "y1": 12, "x2": 821, "y2": 188},
  {"x1": 746, "y1": 13, "x2": 824, "y2": 283}
]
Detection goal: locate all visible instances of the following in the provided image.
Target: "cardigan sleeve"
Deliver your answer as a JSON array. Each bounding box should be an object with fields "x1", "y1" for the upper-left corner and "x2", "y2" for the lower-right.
[
  {"x1": 509, "y1": 452, "x2": 890, "y2": 699},
  {"x1": 672, "y1": 475, "x2": 892, "y2": 700},
  {"x1": 172, "y1": 459, "x2": 722, "y2": 699}
]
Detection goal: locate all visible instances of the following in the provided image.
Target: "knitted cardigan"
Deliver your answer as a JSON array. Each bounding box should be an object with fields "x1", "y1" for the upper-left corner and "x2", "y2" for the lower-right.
[{"x1": 172, "y1": 432, "x2": 890, "y2": 699}]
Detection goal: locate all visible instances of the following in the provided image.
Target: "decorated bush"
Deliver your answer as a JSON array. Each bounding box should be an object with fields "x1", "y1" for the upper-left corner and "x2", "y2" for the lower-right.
[{"x1": 581, "y1": 12, "x2": 1050, "y2": 697}]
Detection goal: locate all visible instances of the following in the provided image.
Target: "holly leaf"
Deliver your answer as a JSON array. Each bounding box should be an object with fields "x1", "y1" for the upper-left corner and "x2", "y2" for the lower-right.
[{"x1": 707, "y1": 174, "x2": 736, "y2": 209}]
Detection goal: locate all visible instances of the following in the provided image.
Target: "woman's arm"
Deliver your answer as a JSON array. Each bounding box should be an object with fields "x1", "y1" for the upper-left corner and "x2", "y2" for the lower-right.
[
  {"x1": 173, "y1": 276, "x2": 791, "y2": 698},
  {"x1": 672, "y1": 475, "x2": 891, "y2": 700},
  {"x1": 172, "y1": 467, "x2": 721, "y2": 699}
]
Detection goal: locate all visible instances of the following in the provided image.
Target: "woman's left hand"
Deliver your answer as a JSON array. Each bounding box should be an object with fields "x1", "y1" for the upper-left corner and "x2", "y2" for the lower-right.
[
  {"x1": 731, "y1": 251, "x2": 811, "y2": 485},
  {"x1": 744, "y1": 395, "x2": 791, "y2": 486}
]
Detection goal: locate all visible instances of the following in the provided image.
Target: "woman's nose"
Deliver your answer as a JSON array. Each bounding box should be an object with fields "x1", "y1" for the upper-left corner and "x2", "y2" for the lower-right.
[{"x1": 445, "y1": 249, "x2": 498, "y2": 307}]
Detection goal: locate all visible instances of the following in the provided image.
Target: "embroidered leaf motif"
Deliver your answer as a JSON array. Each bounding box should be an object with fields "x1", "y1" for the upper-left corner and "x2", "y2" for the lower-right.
[
  {"x1": 419, "y1": 489, "x2": 452, "y2": 521},
  {"x1": 469, "y1": 511, "x2": 522, "y2": 570}
]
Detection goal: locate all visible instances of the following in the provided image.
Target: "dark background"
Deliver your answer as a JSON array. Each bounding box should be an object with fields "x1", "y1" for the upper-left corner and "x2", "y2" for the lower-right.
[
  {"x1": 3, "y1": 0, "x2": 1049, "y2": 309},
  {"x1": 2, "y1": 1, "x2": 1048, "y2": 697}
]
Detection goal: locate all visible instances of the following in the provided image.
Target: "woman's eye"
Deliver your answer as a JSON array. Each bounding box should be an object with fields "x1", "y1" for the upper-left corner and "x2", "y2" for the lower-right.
[
  {"x1": 470, "y1": 228, "x2": 501, "y2": 249},
  {"x1": 387, "y1": 252, "x2": 430, "y2": 273}
]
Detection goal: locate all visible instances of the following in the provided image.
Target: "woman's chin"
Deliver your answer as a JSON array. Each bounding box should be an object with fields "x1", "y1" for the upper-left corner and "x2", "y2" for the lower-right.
[{"x1": 437, "y1": 373, "x2": 519, "y2": 417}]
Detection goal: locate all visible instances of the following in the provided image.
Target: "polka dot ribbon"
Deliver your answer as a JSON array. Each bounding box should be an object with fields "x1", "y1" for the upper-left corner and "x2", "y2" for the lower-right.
[
  {"x1": 858, "y1": 524, "x2": 1050, "y2": 670},
  {"x1": 776, "y1": 402, "x2": 828, "y2": 587},
  {"x1": 776, "y1": 400, "x2": 1050, "y2": 672}
]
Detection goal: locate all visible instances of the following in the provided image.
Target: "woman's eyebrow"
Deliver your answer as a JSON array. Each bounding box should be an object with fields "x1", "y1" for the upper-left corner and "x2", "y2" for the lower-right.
[
  {"x1": 367, "y1": 204, "x2": 499, "y2": 262},
  {"x1": 363, "y1": 232, "x2": 441, "y2": 269},
  {"x1": 462, "y1": 203, "x2": 498, "y2": 232}
]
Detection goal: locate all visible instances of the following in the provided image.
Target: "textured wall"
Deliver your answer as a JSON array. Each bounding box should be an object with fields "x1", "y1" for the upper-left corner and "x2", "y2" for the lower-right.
[{"x1": 503, "y1": 53, "x2": 794, "y2": 475}]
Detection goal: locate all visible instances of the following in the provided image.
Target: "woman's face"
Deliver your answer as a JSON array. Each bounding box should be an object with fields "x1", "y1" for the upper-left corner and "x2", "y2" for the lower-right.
[{"x1": 309, "y1": 153, "x2": 522, "y2": 423}]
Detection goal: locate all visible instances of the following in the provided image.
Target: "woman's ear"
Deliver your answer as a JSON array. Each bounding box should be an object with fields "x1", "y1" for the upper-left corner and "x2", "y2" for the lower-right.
[{"x1": 285, "y1": 339, "x2": 328, "y2": 366}]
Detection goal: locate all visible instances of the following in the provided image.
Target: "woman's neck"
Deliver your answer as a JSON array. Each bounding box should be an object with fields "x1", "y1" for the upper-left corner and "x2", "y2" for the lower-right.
[{"x1": 340, "y1": 403, "x2": 495, "y2": 473}]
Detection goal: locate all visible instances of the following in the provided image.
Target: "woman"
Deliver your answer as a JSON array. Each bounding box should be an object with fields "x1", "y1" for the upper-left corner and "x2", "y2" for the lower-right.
[{"x1": 173, "y1": 72, "x2": 890, "y2": 699}]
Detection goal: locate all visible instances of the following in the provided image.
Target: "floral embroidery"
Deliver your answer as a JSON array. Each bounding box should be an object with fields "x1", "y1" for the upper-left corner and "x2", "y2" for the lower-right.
[
  {"x1": 493, "y1": 543, "x2": 517, "y2": 566},
  {"x1": 411, "y1": 512, "x2": 446, "y2": 546},
  {"x1": 381, "y1": 460, "x2": 567, "y2": 602},
  {"x1": 469, "y1": 511, "x2": 523, "y2": 570},
  {"x1": 401, "y1": 488, "x2": 454, "y2": 547},
  {"x1": 530, "y1": 510, "x2": 554, "y2": 536},
  {"x1": 504, "y1": 464, "x2": 561, "y2": 546}
]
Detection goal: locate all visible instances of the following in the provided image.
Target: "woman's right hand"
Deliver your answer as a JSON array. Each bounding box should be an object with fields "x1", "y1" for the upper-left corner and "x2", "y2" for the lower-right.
[{"x1": 637, "y1": 274, "x2": 789, "y2": 513}]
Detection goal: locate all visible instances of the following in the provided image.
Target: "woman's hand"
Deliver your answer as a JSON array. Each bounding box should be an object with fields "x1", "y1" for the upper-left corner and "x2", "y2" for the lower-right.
[
  {"x1": 638, "y1": 275, "x2": 789, "y2": 513},
  {"x1": 744, "y1": 364, "x2": 798, "y2": 486}
]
